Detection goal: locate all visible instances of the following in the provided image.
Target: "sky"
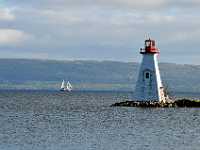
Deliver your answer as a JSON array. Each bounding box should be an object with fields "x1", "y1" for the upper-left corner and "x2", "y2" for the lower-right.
[{"x1": 0, "y1": 0, "x2": 200, "y2": 64}]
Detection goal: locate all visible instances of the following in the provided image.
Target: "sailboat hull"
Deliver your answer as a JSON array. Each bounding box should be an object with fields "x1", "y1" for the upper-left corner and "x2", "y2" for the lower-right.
[
  {"x1": 60, "y1": 88, "x2": 72, "y2": 92},
  {"x1": 60, "y1": 88, "x2": 65, "y2": 91}
]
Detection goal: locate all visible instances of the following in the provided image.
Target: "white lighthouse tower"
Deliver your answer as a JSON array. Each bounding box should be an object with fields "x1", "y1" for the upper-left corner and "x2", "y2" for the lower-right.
[{"x1": 134, "y1": 38, "x2": 166, "y2": 102}]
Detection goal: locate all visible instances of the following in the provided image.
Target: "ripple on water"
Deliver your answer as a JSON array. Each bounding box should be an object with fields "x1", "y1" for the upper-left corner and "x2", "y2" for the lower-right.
[{"x1": 0, "y1": 91, "x2": 200, "y2": 150}]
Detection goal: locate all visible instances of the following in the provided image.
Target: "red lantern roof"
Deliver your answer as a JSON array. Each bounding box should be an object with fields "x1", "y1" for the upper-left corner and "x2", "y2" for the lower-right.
[{"x1": 140, "y1": 38, "x2": 159, "y2": 54}]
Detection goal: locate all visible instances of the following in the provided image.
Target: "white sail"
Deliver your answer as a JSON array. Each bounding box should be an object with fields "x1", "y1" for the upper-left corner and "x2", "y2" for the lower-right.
[
  {"x1": 66, "y1": 81, "x2": 72, "y2": 91},
  {"x1": 61, "y1": 80, "x2": 65, "y2": 89}
]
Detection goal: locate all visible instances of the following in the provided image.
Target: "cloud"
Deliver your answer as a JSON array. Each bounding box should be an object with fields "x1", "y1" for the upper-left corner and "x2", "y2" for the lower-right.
[
  {"x1": 170, "y1": 0, "x2": 200, "y2": 8},
  {"x1": 0, "y1": 29, "x2": 30, "y2": 46},
  {"x1": 6, "y1": 0, "x2": 200, "y2": 12},
  {"x1": 6, "y1": 0, "x2": 167, "y2": 10},
  {"x1": 0, "y1": 8, "x2": 15, "y2": 21},
  {"x1": 1, "y1": 0, "x2": 200, "y2": 64}
]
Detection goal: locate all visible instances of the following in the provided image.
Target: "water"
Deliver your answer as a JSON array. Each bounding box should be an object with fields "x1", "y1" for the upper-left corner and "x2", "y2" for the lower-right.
[{"x1": 0, "y1": 90, "x2": 200, "y2": 150}]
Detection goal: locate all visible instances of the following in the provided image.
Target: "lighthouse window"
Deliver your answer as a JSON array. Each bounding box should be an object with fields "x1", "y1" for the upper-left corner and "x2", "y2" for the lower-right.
[
  {"x1": 145, "y1": 72, "x2": 150, "y2": 79},
  {"x1": 146, "y1": 41, "x2": 151, "y2": 47}
]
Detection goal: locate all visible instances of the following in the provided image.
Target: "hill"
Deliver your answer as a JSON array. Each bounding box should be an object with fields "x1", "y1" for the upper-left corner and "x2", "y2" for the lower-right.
[{"x1": 0, "y1": 59, "x2": 200, "y2": 92}]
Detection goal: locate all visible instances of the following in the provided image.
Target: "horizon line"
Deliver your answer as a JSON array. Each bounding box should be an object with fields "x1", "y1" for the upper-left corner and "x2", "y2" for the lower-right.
[{"x1": 0, "y1": 57, "x2": 198, "y2": 66}]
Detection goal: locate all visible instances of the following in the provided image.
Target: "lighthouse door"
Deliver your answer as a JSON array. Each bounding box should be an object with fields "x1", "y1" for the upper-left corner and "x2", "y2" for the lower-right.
[
  {"x1": 144, "y1": 70, "x2": 151, "y2": 82},
  {"x1": 143, "y1": 70, "x2": 152, "y2": 96}
]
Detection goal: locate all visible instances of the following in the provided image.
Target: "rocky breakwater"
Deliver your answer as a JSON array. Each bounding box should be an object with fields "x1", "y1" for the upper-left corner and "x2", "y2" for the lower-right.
[{"x1": 111, "y1": 99, "x2": 200, "y2": 108}]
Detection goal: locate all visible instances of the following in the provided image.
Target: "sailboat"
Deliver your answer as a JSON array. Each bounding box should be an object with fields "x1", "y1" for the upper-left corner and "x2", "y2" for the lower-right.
[{"x1": 60, "y1": 80, "x2": 73, "y2": 92}]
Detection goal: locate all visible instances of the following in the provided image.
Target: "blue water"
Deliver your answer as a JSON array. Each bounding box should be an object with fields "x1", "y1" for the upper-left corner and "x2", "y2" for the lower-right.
[{"x1": 0, "y1": 90, "x2": 200, "y2": 150}]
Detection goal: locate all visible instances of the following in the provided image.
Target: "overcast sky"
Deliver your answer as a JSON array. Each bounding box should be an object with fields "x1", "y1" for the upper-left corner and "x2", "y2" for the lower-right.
[{"x1": 0, "y1": 0, "x2": 200, "y2": 64}]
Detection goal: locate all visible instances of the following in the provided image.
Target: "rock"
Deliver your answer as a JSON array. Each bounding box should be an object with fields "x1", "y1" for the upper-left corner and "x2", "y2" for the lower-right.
[
  {"x1": 111, "y1": 99, "x2": 200, "y2": 108},
  {"x1": 174, "y1": 99, "x2": 200, "y2": 107}
]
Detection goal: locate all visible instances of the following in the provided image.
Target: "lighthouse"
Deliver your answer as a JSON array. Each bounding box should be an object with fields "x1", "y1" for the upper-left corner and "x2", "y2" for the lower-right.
[{"x1": 134, "y1": 38, "x2": 166, "y2": 102}]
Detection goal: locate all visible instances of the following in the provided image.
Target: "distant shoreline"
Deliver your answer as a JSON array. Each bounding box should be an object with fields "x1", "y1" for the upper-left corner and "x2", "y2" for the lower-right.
[{"x1": 0, "y1": 59, "x2": 200, "y2": 93}]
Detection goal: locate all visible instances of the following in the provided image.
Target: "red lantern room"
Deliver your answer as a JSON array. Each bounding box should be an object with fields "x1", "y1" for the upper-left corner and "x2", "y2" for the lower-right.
[{"x1": 140, "y1": 38, "x2": 159, "y2": 54}]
